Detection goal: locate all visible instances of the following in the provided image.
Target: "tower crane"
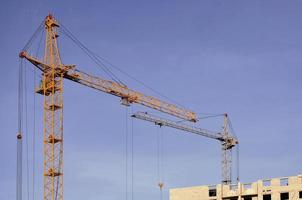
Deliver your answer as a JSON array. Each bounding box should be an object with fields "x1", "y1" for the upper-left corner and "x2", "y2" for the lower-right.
[
  {"x1": 131, "y1": 111, "x2": 239, "y2": 185},
  {"x1": 18, "y1": 14, "x2": 198, "y2": 200}
]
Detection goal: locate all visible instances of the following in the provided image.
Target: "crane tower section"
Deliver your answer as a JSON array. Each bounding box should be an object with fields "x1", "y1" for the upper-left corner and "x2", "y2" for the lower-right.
[
  {"x1": 38, "y1": 15, "x2": 64, "y2": 200},
  {"x1": 19, "y1": 14, "x2": 199, "y2": 200}
]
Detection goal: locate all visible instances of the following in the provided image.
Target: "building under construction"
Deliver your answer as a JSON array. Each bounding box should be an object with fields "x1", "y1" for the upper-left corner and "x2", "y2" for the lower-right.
[
  {"x1": 170, "y1": 174, "x2": 302, "y2": 200},
  {"x1": 17, "y1": 14, "x2": 240, "y2": 200},
  {"x1": 16, "y1": 14, "x2": 301, "y2": 200}
]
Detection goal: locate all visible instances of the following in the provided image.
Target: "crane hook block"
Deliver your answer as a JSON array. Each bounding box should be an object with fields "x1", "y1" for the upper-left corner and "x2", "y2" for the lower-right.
[{"x1": 158, "y1": 182, "x2": 164, "y2": 190}]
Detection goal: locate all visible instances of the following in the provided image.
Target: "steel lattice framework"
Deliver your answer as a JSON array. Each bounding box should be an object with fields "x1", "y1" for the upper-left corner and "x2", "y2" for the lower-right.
[
  {"x1": 19, "y1": 14, "x2": 240, "y2": 200},
  {"x1": 42, "y1": 15, "x2": 64, "y2": 200},
  {"x1": 131, "y1": 111, "x2": 238, "y2": 185},
  {"x1": 19, "y1": 14, "x2": 199, "y2": 200}
]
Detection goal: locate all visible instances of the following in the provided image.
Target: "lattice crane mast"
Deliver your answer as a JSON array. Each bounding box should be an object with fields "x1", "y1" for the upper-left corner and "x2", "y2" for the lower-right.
[
  {"x1": 131, "y1": 111, "x2": 238, "y2": 185},
  {"x1": 19, "y1": 14, "x2": 197, "y2": 200}
]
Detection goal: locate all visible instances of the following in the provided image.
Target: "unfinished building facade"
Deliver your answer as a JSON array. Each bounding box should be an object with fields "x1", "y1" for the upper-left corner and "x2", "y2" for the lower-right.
[{"x1": 170, "y1": 174, "x2": 302, "y2": 200}]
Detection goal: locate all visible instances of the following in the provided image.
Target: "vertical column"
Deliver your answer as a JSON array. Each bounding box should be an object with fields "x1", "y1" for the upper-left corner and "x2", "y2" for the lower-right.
[
  {"x1": 257, "y1": 180, "x2": 264, "y2": 200},
  {"x1": 271, "y1": 178, "x2": 280, "y2": 200},
  {"x1": 43, "y1": 14, "x2": 64, "y2": 200},
  {"x1": 221, "y1": 114, "x2": 232, "y2": 185}
]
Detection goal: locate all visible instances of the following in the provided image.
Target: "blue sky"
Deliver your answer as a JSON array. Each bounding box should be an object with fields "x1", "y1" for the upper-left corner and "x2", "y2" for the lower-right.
[{"x1": 0, "y1": 0, "x2": 301, "y2": 200}]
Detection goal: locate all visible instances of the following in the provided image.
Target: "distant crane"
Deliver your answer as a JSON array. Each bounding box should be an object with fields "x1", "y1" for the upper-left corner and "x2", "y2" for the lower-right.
[
  {"x1": 131, "y1": 111, "x2": 239, "y2": 185},
  {"x1": 19, "y1": 14, "x2": 198, "y2": 200}
]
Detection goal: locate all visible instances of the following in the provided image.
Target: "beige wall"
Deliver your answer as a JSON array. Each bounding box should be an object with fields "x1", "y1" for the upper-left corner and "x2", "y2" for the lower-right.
[{"x1": 170, "y1": 174, "x2": 302, "y2": 200}]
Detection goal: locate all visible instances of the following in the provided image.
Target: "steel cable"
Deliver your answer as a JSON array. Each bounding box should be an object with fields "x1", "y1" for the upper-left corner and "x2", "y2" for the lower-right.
[
  {"x1": 125, "y1": 107, "x2": 129, "y2": 200},
  {"x1": 22, "y1": 21, "x2": 44, "y2": 52},
  {"x1": 130, "y1": 107, "x2": 134, "y2": 200},
  {"x1": 24, "y1": 60, "x2": 30, "y2": 200},
  {"x1": 60, "y1": 23, "x2": 189, "y2": 111},
  {"x1": 93, "y1": 54, "x2": 188, "y2": 110},
  {"x1": 32, "y1": 25, "x2": 44, "y2": 200},
  {"x1": 17, "y1": 58, "x2": 24, "y2": 200},
  {"x1": 59, "y1": 25, "x2": 125, "y2": 86}
]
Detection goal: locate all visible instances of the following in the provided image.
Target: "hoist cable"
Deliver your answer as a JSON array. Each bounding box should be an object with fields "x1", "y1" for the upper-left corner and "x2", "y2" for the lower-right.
[
  {"x1": 59, "y1": 25, "x2": 125, "y2": 86},
  {"x1": 130, "y1": 106, "x2": 134, "y2": 200},
  {"x1": 24, "y1": 61, "x2": 30, "y2": 200},
  {"x1": 17, "y1": 58, "x2": 23, "y2": 200},
  {"x1": 227, "y1": 117, "x2": 239, "y2": 182},
  {"x1": 125, "y1": 107, "x2": 129, "y2": 200},
  {"x1": 18, "y1": 59, "x2": 23, "y2": 131},
  {"x1": 32, "y1": 67, "x2": 36, "y2": 200},
  {"x1": 35, "y1": 28, "x2": 44, "y2": 60},
  {"x1": 156, "y1": 125, "x2": 164, "y2": 200},
  {"x1": 22, "y1": 20, "x2": 44, "y2": 52},
  {"x1": 156, "y1": 126, "x2": 160, "y2": 183},
  {"x1": 32, "y1": 25, "x2": 44, "y2": 200},
  {"x1": 227, "y1": 117, "x2": 238, "y2": 139},
  {"x1": 35, "y1": 27, "x2": 42, "y2": 191},
  {"x1": 21, "y1": 28, "x2": 43, "y2": 80},
  {"x1": 62, "y1": 29, "x2": 123, "y2": 85},
  {"x1": 93, "y1": 54, "x2": 188, "y2": 110},
  {"x1": 60, "y1": 23, "x2": 188, "y2": 111},
  {"x1": 197, "y1": 113, "x2": 225, "y2": 120},
  {"x1": 160, "y1": 186, "x2": 163, "y2": 200},
  {"x1": 174, "y1": 113, "x2": 225, "y2": 124},
  {"x1": 236, "y1": 144, "x2": 240, "y2": 183},
  {"x1": 197, "y1": 112, "x2": 225, "y2": 115},
  {"x1": 161, "y1": 128, "x2": 164, "y2": 185},
  {"x1": 60, "y1": 24, "x2": 125, "y2": 86},
  {"x1": 161, "y1": 127, "x2": 164, "y2": 186}
]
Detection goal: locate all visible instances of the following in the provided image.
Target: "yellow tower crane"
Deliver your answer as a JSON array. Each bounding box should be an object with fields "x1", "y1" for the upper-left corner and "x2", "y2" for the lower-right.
[
  {"x1": 19, "y1": 14, "x2": 197, "y2": 200},
  {"x1": 131, "y1": 112, "x2": 238, "y2": 185}
]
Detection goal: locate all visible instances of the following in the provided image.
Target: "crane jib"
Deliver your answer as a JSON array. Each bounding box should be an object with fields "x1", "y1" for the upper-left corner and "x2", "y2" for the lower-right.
[
  {"x1": 71, "y1": 69, "x2": 197, "y2": 122},
  {"x1": 19, "y1": 51, "x2": 198, "y2": 122}
]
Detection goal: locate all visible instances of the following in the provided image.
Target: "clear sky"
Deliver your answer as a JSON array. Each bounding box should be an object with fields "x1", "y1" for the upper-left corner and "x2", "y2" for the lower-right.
[{"x1": 0, "y1": 0, "x2": 301, "y2": 200}]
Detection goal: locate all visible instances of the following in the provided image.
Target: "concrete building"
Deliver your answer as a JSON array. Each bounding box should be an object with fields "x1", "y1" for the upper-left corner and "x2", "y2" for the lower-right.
[{"x1": 170, "y1": 174, "x2": 302, "y2": 200}]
